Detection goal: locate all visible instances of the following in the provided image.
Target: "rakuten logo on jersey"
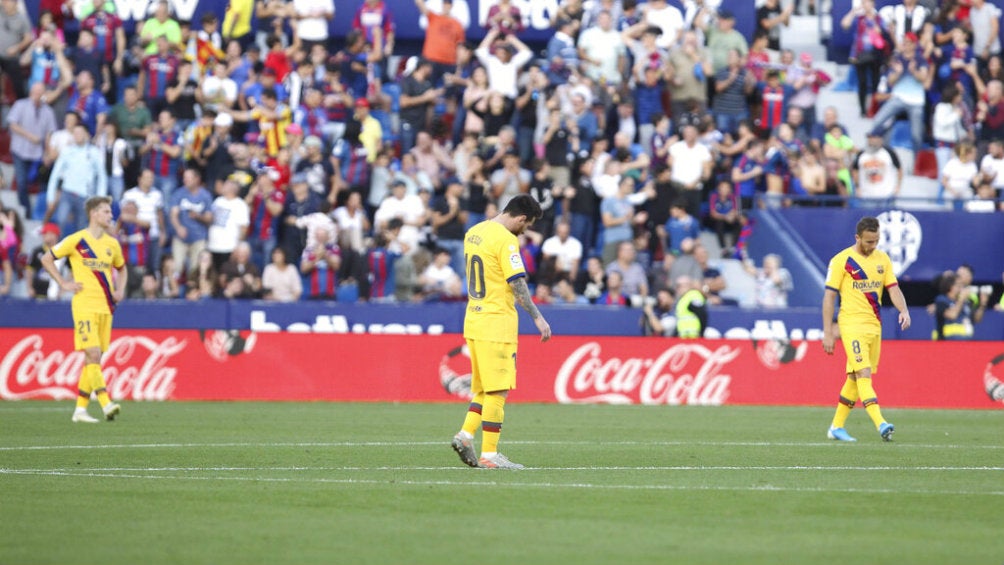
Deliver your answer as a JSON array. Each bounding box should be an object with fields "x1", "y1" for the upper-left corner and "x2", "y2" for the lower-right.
[
  {"x1": 0, "y1": 335, "x2": 185, "y2": 401},
  {"x1": 554, "y1": 342, "x2": 740, "y2": 405}
]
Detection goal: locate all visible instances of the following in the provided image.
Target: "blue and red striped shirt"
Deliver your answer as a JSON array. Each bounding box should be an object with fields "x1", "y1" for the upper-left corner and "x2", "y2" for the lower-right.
[{"x1": 141, "y1": 53, "x2": 179, "y2": 100}]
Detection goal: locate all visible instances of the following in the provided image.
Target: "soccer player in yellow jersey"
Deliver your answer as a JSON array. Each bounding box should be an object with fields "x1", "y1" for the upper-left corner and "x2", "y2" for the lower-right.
[
  {"x1": 822, "y1": 217, "x2": 911, "y2": 442},
  {"x1": 452, "y1": 195, "x2": 552, "y2": 469},
  {"x1": 41, "y1": 196, "x2": 128, "y2": 423}
]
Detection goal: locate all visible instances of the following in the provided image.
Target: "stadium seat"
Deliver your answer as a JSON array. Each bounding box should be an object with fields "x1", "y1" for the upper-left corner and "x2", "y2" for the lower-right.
[
  {"x1": 889, "y1": 120, "x2": 913, "y2": 150},
  {"x1": 913, "y1": 149, "x2": 938, "y2": 179}
]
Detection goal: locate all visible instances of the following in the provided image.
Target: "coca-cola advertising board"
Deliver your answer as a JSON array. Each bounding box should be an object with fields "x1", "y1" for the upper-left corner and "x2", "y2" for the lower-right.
[{"x1": 1, "y1": 329, "x2": 1002, "y2": 409}]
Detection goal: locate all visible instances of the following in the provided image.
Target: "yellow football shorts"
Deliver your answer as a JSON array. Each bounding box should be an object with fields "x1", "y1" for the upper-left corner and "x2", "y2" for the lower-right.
[
  {"x1": 73, "y1": 311, "x2": 112, "y2": 351},
  {"x1": 466, "y1": 338, "x2": 518, "y2": 393},
  {"x1": 841, "y1": 331, "x2": 881, "y2": 375}
]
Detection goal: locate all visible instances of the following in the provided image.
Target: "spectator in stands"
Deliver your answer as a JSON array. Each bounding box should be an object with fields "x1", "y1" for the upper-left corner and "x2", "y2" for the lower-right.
[
  {"x1": 707, "y1": 180, "x2": 742, "y2": 256},
  {"x1": 666, "y1": 237, "x2": 703, "y2": 288},
  {"x1": 882, "y1": 0, "x2": 929, "y2": 48},
  {"x1": 841, "y1": 0, "x2": 888, "y2": 117},
  {"x1": 694, "y1": 243, "x2": 734, "y2": 306},
  {"x1": 122, "y1": 171, "x2": 167, "y2": 274},
  {"x1": 712, "y1": 48, "x2": 755, "y2": 136},
  {"x1": 731, "y1": 137, "x2": 765, "y2": 210},
  {"x1": 575, "y1": 255, "x2": 607, "y2": 304},
  {"x1": 415, "y1": 0, "x2": 465, "y2": 84},
  {"x1": 202, "y1": 59, "x2": 239, "y2": 112},
  {"x1": 67, "y1": 69, "x2": 108, "y2": 136},
  {"x1": 186, "y1": 249, "x2": 218, "y2": 300},
  {"x1": 7, "y1": 83, "x2": 57, "y2": 220},
  {"x1": 756, "y1": 0, "x2": 792, "y2": 52},
  {"x1": 138, "y1": 0, "x2": 182, "y2": 55},
  {"x1": 969, "y1": 0, "x2": 1000, "y2": 74},
  {"x1": 979, "y1": 139, "x2": 1004, "y2": 198},
  {"x1": 484, "y1": 0, "x2": 524, "y2": 36},
  {"x1": 642, "y1": 0, "x2": 684, "y2": 49},
  {"x1": 490, "y1": 150, "x2": 530, "y2": 211},
  {"x1": 941, "y1": 142, "x2": 980, "y2": 210},
  {"x1": 399, "y1": 57, "x2": 441, "y2": 155},
  {"x1": 668, "y1": 124, "x2": 713, "y2": 219},
  {"x1": 418, "y1": 247, "x2": 463, "y2": 301},
  {"x1": 411, "y1": 131, "x2": 455, "y2": 190},
  {"x1": 292, "y1": 0, "x2": 335, "y2": 52},
  {"x1": 300, "y1": 224, "x2": 341, "y2": 300},
  {"x1": 598, "y1": 269, "x2": 629, "y2": 306},
  {"x1": 115, "y1": 199, "x2": 152, "y2": 298},
  {"x1": 23, "y1": 26, "x2": 73, "y2": 119},
  {"x1": 95, "y1": 121, "x2": 129, "y2": 201},
  {"x1": 0, "y1": 0, "x2": 32, "y2": 100},
  {"x1": 966, "y1": 179, "x2": 1001, "y2": 212},
  {"x1": 540, "y1": 219, "x2": 583, "y2": 285},
  {"x1": 663, "y1": 200, "x2": 699, "y2": 256},
  {"x1": 170, "y1": 168, "x2": 215, "y2": 279},
  {"x1": 810, "y1": 106, "x2": 847, "y2": 152},
  {"x1": 605, "y1": 240, "x2": 649, "y2": 302},
  {"x1": 26, "y1": 222, "x2": 64, "y2": 300},
  {"x1": 138, "y1": 35, "x2": 179, "y2": 117},
  {"x1": 703, "y1": 9, "x2": 748, "y2": 77},
  {"x1": 552, "y1": 277, "x2": 588, "y2": 305},
  {"x1": 44, "y1": 124, "x2": 107, "y2": 237},
  {"x1": 578, "y1": 11, "x2": 626, "y2": 88},
  {"x1": 600, "y1": 176, "x2": 638, "y2": 265},
  {"x1": 667, "y1": 30, "x2": 710, "y2": 123},
  {"x1": 374, "y1": 178, "x2": 428, "y2": 254},
  {"x1": 333, "y1": 190, "x2": 370, "y2": 256},
  {"x1": 262, "y1": 246, "x2": 302, "y2": 302},
  {"x1": 642, "y1": 287, "x2": 676, "y2": 336},
  {"x1": 475, "y1": 29, "x2": 533, "y2": 100},
  {"x1": 745, "y1": 253, "x2": 793, "y2": 308},
  {"x1": 976, "y1": 80, "x2": 1004, "y2": 146},
  {"x1": 430, "y1": 179, "x2": 467, "y2": 279},
  {"x1": 870, "y1": 32, "x2": 929, "y2": 153},
  {"x1": 246, "y1": 173, "x2": 285, "y2": 270},
  {"x1": 851, "y1": 129, "x2": 902, "y2": 204},
  {"x1": 157, "y1": 255, "x2": 180, "y2": 299},
  {"x1": 141, "y1": 110, "x2": 184, "y2": 199}
]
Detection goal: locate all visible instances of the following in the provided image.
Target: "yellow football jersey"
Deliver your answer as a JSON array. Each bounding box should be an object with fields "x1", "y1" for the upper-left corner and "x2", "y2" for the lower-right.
[
  {"x1": 51, "y1": 229, "x2": 125, "y2": 315},
  {"x1": 463, "y1": 220, "x2": 526, "y2": 343},
  {"x1": 825, "y1": 245, "x2": 898, "y2": 332}
]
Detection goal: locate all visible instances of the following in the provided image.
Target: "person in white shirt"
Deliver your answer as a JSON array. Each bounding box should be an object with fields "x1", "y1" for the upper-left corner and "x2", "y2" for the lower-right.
[
  {"x1": 643, "y1": 0, "x2": 684, "y2": 49},
  {"x1": 374, "y1": 179, "x2": 428, "y2": 253},
  {"x1": 262, "y1": 247, "x2": 303, "y2": 302},
  {"x1": 540, "y1": 219, "x2": 583, "y2": 283},
  {"x1": 419, "y1": 247, "x2": 463, "y2": 301},
  {"x1": 851, "y1": 130, "x2": 903, "y2": 203},
  {"x1": 668, "y1": 124, "x2": 713, "y2": 218},
  {"x1": 207, "y1": 178, "x2": 251, "y2": 268},
  {"x1": 941, "y1": 143, "x2": 979, "y2": 210},
  {"x1": 577, "y1": 11, "x2": 626, "y2": 86},
  {"x1": 122, "y1": 169, "x2": 167, "y2": 270},
  {"x1": 293, "y1": 0, "x2": 335, "y2": 47},
  {"x1": 978, "y1": 140, "x2": 1004, "y2": 199},
  {"x1": 474, "y1": 28, "x2": 533, "y2": 99}
]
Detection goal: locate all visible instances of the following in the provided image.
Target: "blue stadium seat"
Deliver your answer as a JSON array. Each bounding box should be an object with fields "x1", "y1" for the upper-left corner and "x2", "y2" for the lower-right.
[{"x1": 889, "y1": 120, "x2": 912, "y2": 150}]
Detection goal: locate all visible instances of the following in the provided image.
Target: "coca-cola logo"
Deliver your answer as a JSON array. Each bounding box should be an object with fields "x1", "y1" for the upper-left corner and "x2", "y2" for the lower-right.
[
  {"x1": 554, "y1": 342, "x2": 739, "y2": 405},
  {"x1": 0, "y1": 335, "x2": 186, "y2": 401}
]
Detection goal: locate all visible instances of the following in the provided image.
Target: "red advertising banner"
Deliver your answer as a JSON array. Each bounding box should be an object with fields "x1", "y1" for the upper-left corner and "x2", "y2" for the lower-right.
[{"x1": 1, "y1": 329, "x2": 1002, "y2": 409}]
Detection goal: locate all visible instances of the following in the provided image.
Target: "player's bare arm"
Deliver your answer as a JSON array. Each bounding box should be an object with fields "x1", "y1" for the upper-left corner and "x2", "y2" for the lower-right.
[
  {"x1": 113, "y1": 264, "x2": 128, "y2": 304},
  {"x1": 888, "y1": 284, "x2": 911, "y2": 330},
  {"x1": 509, "y1": 277, "x2": 552, "y2": 342},
  {"x1": 821, "y1": 288, "x2": 838, "y2": 354},
  {"x1": 40, "y1": 251, "x2": 82, "y2": 294}
]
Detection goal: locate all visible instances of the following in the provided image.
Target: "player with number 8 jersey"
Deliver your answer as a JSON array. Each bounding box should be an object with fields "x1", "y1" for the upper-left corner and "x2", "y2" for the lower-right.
[{"x1": 451, "y1": 195, "x2": 551, "y2": 470}]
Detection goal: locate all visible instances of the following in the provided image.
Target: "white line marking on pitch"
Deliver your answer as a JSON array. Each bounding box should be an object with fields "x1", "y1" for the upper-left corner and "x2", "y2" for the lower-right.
[
  {"x1": 1, "y1": 440, "x2": 1002, "y2": 451},
  {"x1": 1, "y1": 468, "x2": 1002, "y2": 497},
  {"x1": 3, "y1": 465, "x2": 1003, "y2": 472}
]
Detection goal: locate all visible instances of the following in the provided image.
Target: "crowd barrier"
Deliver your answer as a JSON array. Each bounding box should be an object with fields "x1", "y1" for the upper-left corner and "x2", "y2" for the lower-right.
[{"x1": 2, "y1": 329, "x2": 1001, "y2": 409}]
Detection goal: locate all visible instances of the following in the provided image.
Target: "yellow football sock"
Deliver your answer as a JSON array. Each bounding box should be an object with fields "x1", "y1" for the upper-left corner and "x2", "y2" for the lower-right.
[
  {"x1": 461, "y1": 392, "x2": 485, "y2": 437},
  {"x1": 856, "y1": 377, "x2": 886, "y2": 430},
  {"x1": 75, "y1": 365, "x2": 93, "y2": 410},
  {"x1": 89, "y1": 364, "x2": 111, "y2": 408},
  {"x1": 480, "y1": 393, "x2": 506, "y2": 455},
  {"x1": 831, "y1": 376, "x2": 859, "y2": 429}
]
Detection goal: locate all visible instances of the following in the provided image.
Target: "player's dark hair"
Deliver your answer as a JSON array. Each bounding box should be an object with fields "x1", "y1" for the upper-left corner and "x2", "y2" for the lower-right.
[
  {"x1": 856, "y1": 217, "x2": 880, "y2": 235},
  {"x1": 502, "y1": 194, "x2": 543, "y2": 221},
  {"x1": 85, "y1": 196, "x2": 112, "y2": 216},
  {"x1": 938, "y1": 272, "x2": 957, "y2": 294}
]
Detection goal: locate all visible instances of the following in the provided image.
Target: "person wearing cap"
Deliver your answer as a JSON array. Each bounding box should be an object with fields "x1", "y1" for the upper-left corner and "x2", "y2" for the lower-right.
[
  {"x1": 354, "y1": 97, "x2": 383, "y2": 162},
  {"x1": 26, "y1": 222, "x2": 66, "y2": 300},
  {"x1": 868, "y1": 31, "x2": 929, "y2": 153}
]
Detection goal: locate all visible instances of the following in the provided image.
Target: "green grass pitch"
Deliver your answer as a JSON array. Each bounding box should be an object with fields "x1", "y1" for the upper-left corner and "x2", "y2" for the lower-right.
[{"x1": 1, "y1": 402, "x2": 1002, "y2": 565}]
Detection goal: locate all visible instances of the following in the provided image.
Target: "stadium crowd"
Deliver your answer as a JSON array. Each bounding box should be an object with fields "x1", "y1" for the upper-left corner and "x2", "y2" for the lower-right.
[{"x1": 0, "y1": 0, "x2": 1002, "y2": 315}]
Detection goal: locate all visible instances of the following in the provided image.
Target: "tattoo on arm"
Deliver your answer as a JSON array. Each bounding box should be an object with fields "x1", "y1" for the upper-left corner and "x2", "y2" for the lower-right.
[{"x1": 510, "y1": 277, "x2": 541, "y2": 320}]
